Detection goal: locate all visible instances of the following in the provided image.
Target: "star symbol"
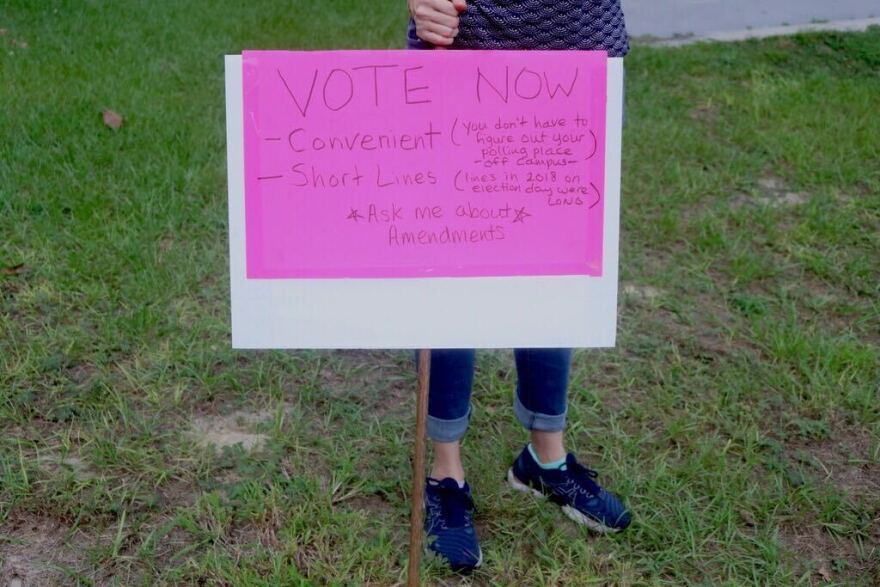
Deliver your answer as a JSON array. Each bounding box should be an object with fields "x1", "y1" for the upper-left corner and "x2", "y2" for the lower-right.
[
  {"x1": 513, "y1": 207, "x2": 531, "y2": 223},
  {"x1": 347, "y1": 208, "x2": 364, "y2": 222}
]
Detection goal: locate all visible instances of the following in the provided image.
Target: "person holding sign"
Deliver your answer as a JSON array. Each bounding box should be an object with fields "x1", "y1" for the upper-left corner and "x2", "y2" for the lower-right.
[{"x1": 406, "y1": 0, "x2": 631, "y2": 574}]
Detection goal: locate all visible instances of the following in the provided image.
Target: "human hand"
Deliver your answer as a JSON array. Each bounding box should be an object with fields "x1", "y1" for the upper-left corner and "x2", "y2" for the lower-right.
[{"x1": 408, "y1": 0, "x2": 466, "y2": 47}]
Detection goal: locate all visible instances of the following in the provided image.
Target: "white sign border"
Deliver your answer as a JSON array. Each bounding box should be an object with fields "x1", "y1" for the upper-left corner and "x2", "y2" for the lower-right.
[{"x1": 225, "y1": 54, "x2": 623, "y2": 349}]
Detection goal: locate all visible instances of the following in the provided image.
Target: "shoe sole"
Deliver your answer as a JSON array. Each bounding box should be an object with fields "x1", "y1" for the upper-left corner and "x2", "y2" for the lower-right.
[
  {"x1": 467, "y1": 548, "x2": 483, "y2": 573},
  {"x1": 506, "y1": 468, "x2": 622, "y2": 534},
  {"x1": 423, "y1": 544, "x2": 483, "y2": 574}
]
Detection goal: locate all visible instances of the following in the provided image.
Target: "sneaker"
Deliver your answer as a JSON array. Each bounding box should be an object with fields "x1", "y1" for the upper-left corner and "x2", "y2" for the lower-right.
[
  {"x1": 507, "y1": 445, "x2": 631, "y2": 533},
  {"x1": 424, "y1": 477, "x2": 482, "y2": 573}
]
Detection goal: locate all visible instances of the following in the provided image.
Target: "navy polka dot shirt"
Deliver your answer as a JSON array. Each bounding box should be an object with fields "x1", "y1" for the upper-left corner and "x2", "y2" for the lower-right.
[{"x1": 408, "y1": 0, "x2": 629, "y2": 55}]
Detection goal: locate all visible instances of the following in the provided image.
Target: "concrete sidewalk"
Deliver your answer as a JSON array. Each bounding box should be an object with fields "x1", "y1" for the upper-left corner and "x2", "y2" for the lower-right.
[{"x1": 623, "y1": 0, "x2": 880, "y2": 44}]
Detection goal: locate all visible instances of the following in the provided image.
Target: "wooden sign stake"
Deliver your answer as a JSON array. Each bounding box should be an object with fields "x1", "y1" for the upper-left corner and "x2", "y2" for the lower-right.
[{"x1": 407, "y1": 349, "x2": 431, "y2": 586}]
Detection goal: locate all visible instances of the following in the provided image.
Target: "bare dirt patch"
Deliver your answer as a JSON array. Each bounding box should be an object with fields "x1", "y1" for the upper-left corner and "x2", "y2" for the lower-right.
[
  {"x1": 319, "y1": 350, "x2": 414, "y2": 419},
  {"x1": 652, "y1": 288, "x2": 756, "y2": 363},
  {"x1": 689, "y1": 101, "x2": 719, "y2": 123},
  {"x1": 778, "y1": 523, "x2": 879, "y2": 586},
  {"x1": 36, "y1": 453, "x2": 95, "y2": 480},
  {"x1": 0, "y1": 516, "x2": 86, "y2": 587},
  {"x1": 787, "y1": 429, "x2": 880, "y2": 499},
  {"x1": 778, "y1": 428, "x2": 880, "y2": 584},
  {"x1": 189, "y1": 409, "x2": 276, "y2": 451},
  {"x1": 341, "y1": 493, "x2": 396, "y2": 516},
  {"x1": 732, "y1": 175, "x2": 810, "y2": 209},
  {"x1": 620, "y1": 283, "x2": 665, "y2": 302},
  {"x1": 155, "y1": 478, "x2": 199, "y2": 510}
]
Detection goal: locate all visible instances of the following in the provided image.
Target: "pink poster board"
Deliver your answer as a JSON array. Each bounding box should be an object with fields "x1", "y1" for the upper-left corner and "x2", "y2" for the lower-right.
[{"x1": 242, "y1": 50, "x2": 607, "y2": 279}]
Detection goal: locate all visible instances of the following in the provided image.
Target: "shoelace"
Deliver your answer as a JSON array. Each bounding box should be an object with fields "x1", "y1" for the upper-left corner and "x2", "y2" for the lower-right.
[
  {"x1": 564, "y1": 460, "x2": 602, "y2": 498},
  {"x1": 427, "y1": 483, "x2": 475, "y2": 530}
]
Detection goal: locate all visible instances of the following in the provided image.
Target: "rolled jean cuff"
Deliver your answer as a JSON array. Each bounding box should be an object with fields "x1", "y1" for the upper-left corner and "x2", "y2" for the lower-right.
[
  {"x1": 513, "y1": 392, "x2": 567, "y2": 432},
  {"x1": 426, "y1": 407, "x2": 471, "y2": 442}
]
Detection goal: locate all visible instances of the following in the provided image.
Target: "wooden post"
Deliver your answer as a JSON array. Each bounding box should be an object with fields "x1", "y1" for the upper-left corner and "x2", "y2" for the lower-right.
[
  {"x1": 409, "y1": 42, "x2": 445, "y2": 586},
  {"x1": 407, "y1": 349, "x2": 431, "y2": 586}
]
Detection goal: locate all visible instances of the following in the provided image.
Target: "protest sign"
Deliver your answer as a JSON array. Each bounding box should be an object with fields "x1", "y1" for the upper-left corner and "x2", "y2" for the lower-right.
[{"x1": 226, "y1": 51, "x2": 624, "y2": 348}]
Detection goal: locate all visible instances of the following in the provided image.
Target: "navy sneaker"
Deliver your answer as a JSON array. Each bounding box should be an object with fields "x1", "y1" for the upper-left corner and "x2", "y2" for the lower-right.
[
  {"x1": 507, "y1": 445, "x2": 631, "y2": 533},
  {"x1": 424, "y1": 477, "x2": 482, "y2": 573}
]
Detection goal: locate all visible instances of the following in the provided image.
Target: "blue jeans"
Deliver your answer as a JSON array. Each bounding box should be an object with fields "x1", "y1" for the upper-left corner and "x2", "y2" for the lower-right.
[{"x1": 417, "y1": 349, "x2": 572, "y2": 442}]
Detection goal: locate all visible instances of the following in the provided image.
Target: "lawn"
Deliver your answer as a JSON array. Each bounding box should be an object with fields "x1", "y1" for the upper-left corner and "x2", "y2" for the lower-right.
[{"x1": 1, "y1": 1, "x2": 879, "y2": 585}]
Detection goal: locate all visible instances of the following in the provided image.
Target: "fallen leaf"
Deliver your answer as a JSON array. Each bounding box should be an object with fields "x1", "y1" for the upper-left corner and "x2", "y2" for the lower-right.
[
  {"x1": 102, "y1": 109, "x2": 124, "y2": 130},
  {"x1": 1, "y1": 263, "x2": 25, "y2": 275}
]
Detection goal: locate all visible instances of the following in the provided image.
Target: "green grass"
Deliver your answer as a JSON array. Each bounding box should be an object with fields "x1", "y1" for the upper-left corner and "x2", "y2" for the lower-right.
[{"x1": 1, "y1": 1, "x2": 879, "y2": 585}]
